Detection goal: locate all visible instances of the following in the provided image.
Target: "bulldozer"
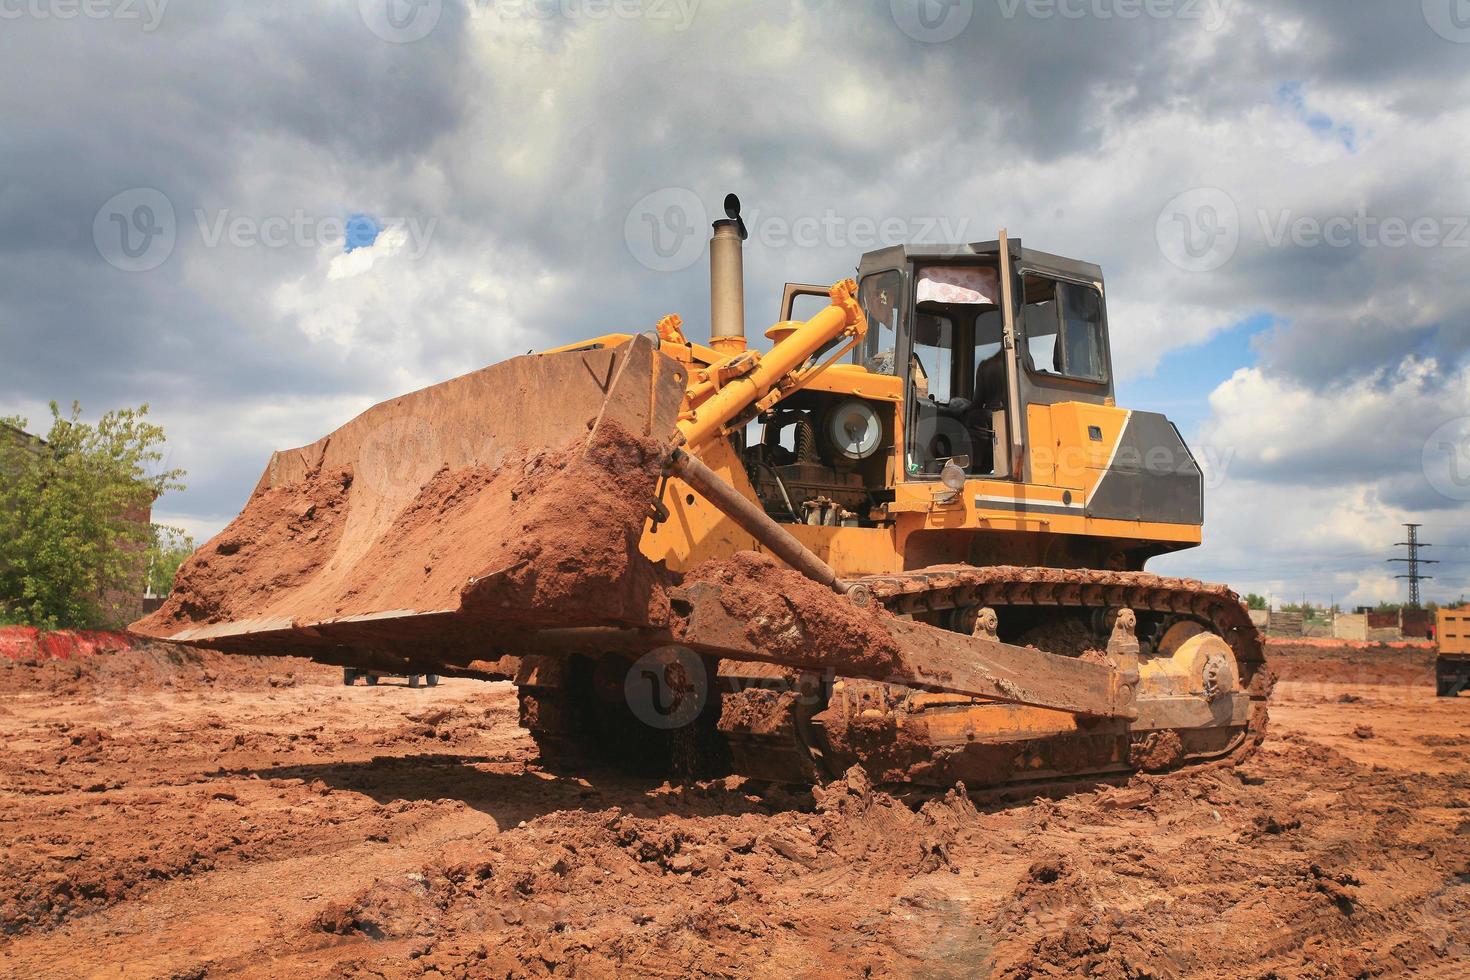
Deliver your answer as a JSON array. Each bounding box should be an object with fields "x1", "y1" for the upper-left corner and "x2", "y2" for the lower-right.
[{"x1": 132, "y1": 194, "x2": 1268, "y2": 792}]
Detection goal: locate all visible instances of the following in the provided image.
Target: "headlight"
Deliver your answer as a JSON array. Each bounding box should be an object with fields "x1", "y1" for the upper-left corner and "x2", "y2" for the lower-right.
[
  {"x1": 825, "y1": 399, "x2": 882, "y2": 461},
  {"x1": 941, "y1": 460, "x2": 967, "y2": 491}
]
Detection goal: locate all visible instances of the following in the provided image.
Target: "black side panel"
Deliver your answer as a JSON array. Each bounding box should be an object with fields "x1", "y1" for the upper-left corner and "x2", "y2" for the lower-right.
[{"x1": 1087, "y1": 412, "x2": 1203, "y2": 525}]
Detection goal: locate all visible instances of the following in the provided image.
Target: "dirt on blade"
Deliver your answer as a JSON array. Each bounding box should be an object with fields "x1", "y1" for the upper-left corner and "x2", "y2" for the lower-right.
[
  {"x1": 134, "y1": 464, "x2": 356, "y2": 631},
  {"x1": 680, "y1": 551, "x2": 905, "y2": 675},
  {"x1": 133, "y1": 418, "x2": 674, "y2": 645}
]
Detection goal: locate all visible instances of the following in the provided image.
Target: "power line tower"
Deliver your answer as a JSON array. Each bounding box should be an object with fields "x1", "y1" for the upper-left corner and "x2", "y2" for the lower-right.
[{"x1": 1388, "y1": 523, "x2": 1436, "y2": 608}]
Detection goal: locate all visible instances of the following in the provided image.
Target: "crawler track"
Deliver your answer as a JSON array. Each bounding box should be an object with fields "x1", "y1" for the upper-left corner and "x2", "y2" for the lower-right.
[
  {"x1": 522, "y1": 566, "x2": 1271, "y2": 789},
  {"x1": 861, "y1": 565, "x2": 1266, "y2": 679}
]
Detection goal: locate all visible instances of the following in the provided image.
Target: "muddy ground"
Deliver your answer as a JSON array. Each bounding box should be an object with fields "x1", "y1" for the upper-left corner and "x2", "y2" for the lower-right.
[{"x1": 1, "y1": 640, "x2": 1467, "y2": 979}]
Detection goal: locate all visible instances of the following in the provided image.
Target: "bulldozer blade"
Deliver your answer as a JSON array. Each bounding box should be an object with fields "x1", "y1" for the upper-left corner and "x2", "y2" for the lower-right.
[{"x1": 131, "y1": 334, "x2": 688, "y2": 665}]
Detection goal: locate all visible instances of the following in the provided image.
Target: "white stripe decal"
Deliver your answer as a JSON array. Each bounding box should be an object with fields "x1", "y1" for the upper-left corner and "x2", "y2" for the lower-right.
[{"x1": 974, "y1": 494, "x2": 1083, "y2": 510}]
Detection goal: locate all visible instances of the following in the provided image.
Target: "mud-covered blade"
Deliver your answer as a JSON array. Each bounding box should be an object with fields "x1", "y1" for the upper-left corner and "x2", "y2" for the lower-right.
[{"x1": 131, "y1": 334, "x2": 687, "y2": 662}]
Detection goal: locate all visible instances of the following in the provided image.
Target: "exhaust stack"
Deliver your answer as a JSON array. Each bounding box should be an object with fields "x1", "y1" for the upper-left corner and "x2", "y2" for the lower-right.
[{"x1": 709, "y1": 193, "x2": 748, "y2": 356}]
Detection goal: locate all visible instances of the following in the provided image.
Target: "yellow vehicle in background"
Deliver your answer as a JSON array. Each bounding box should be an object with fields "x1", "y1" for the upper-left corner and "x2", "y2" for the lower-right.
[{"x1": 1436, "y1": 606, "x2": 1470, "y2": 697}]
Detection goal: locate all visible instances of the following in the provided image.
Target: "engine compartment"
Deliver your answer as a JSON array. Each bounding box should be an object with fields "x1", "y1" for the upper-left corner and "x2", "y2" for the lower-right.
[{"x1": 743, "y1": 390, "x2": 893, "y2": 527}]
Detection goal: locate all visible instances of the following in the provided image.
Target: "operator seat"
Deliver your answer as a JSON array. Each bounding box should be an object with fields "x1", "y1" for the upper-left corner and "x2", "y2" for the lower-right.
[{"x1": 964, "y1": 351, "x2": 1007, "y2": 474}]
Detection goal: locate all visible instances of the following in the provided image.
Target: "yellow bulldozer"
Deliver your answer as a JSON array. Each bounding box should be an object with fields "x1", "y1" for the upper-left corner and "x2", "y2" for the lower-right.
[{"x1": 133, "y1": 194, "x2": 1268, "y2": 791}]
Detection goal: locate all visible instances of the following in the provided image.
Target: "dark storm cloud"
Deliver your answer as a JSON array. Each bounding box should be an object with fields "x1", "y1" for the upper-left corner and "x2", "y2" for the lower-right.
[
  {"x1": 1253, "y1": 311, "x2": 1447, "y2": 389},
  {"x1": 0, "y1": 2, "x2": 470, "y2": 409},
  {"x1": 1270, "y1": 0, "x2": 1470, "y2": 89}
]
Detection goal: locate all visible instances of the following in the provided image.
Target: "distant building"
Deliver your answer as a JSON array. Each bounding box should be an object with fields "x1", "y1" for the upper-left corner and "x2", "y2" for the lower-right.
[
  {"x1": 1400, "y1": 608, "x2": 1434, "y2": 639},
  {"x1": 1332, "y1": 614, "x2": 1401, "y2": 642},
  {"x1": 1, "y1": 421, "x2": 43, "y2": 463}
]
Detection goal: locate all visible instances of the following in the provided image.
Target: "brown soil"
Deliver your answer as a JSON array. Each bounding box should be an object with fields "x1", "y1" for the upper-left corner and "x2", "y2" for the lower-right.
[
  {"x1": 1015, "y1": 615, "x2": 1108, "y2": 660},
  {"x1": 1268, "y1": 638, "x2": 1436, "y2": 688},
  {"x1": 1128, "y1": 729, "x2": 1186, "y2": 771},
  {"x1": 383, "y1": 419, "x2": 672, "y2": 631},
  {"x1": 3, "y1": 639, "x2": 1469, "y2": 977},
  {"x1": 133, "y1": 420, "x2": 672, "y2": 655},
  {"x1": 138, "y1": 465, "x2": 355, "y2": 631},
  {"x1": 681, "y1": 551, "x2": 904, "y2": 675},
  {"x1": 0, "y1": 641, "x2": 326, "y2": 698}
]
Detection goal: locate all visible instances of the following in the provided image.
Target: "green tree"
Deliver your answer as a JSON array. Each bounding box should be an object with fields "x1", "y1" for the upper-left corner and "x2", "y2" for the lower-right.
[
  {"x1": 146, "y1": 525, "x2": 195, "y2": 596},
  {"x1": 0, "y1": 402, "x2": 185, "y2": 629},
  {"x1": 1244, "y1": 593, "x2": 1268, "y2": 610}
]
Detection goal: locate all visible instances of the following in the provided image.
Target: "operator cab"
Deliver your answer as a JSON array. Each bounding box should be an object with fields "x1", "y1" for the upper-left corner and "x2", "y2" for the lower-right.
[
  {"x1": 745, "y1": 239, "x2": 1117, "y2": 526},
  {"x1": 856, "y1": 240, "x2": 1114, "y2": 482}
]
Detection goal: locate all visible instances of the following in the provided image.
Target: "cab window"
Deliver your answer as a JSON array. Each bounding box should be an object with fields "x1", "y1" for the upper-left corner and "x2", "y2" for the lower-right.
[
  {"x1": 903, "y1": 272, "x2": 1005, "y2": 479},
  {"x1": 856, "y1": 271, "x2": 904, "y2": 375},
  {"x1": 1021, "y1": 274, "x2": 1106, "y2": 382},
  {"x1": 911, "y1": 313, "x2": 954, "y2": 404}
]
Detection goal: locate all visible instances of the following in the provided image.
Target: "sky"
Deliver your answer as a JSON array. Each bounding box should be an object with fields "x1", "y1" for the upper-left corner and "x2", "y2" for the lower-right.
[{"x1": 2, "y1": 0, "x2": 1469, "y2": 610}]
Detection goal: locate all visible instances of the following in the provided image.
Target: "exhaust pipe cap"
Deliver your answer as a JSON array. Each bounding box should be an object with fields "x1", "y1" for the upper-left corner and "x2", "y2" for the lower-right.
[{"x1": 719, "y1": 193, "x2": 748, "y2": 241}]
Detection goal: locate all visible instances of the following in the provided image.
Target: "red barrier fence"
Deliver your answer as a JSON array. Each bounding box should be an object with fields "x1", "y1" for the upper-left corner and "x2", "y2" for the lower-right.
[{"x1": 0, "y1": 625, "x2": 136, "y2": 662}]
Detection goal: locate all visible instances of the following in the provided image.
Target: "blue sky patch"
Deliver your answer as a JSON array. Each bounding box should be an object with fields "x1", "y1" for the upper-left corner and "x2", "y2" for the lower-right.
[
  {"x1": 1119, "y1": 313, "x2": 1275, "y2": 438},
  {"x1": 1276, "y1": 81, "x2": 1357, "y2": 151},
  {"x1": 344, "y1": 213, "x2": 383, "y2": 252}
]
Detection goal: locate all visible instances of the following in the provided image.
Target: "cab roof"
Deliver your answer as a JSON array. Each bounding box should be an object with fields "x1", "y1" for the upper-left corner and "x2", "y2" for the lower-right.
[{"x1": 856, "y1": 239, "x2": 1103, "y2": 285}]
